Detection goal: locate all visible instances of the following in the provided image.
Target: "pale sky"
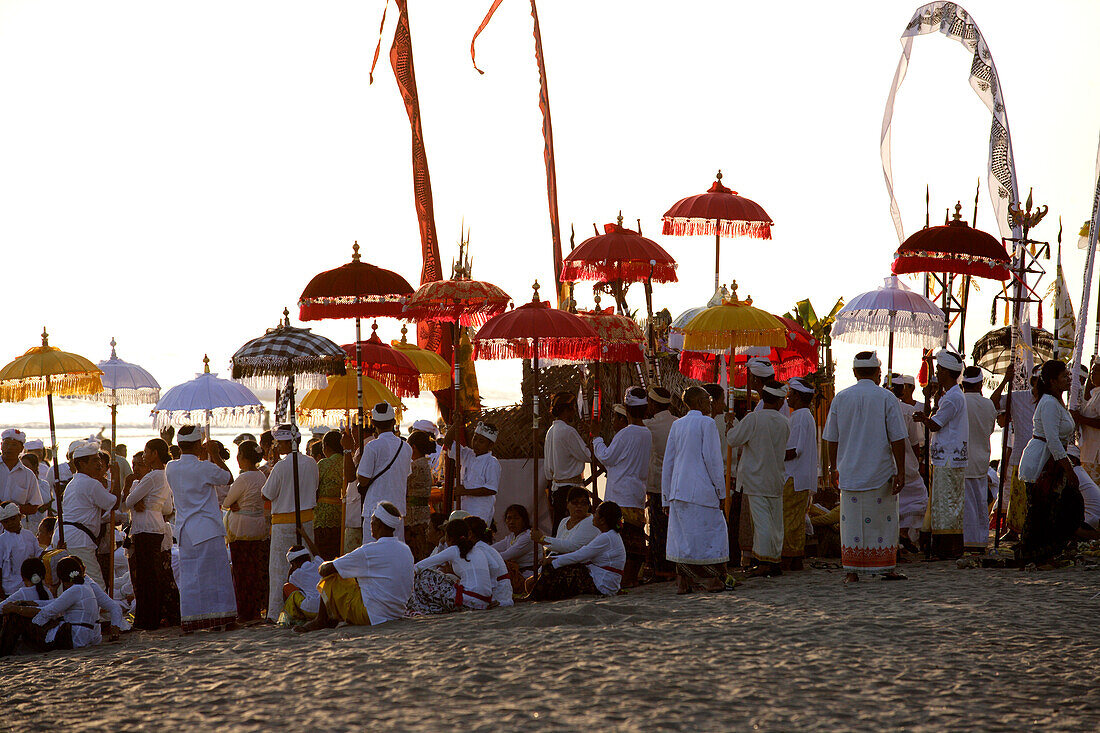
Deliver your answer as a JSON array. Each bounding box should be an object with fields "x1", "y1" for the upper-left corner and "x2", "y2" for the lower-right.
[{"x1": 1, "y1": 0, "x2": 1098, "y2": 434}]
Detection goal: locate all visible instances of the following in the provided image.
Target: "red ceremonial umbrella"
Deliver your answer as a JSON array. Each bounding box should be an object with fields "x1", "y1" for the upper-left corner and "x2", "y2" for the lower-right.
[
  {"x1": 678, "y1": 315, "x2": 817, "y2": 387},
  {"x1": 662, "y1": 170, "x2": 774, "y2": 291},
  {"x1": 473, "y1": 282, "x2": 600, "y2": 572},
  {"x1": 298, "y1": 241, "x2": 414, "y2": 426},
  {"x1": 403, "y1": 274, "x2": 511, "y2": 511},
  {"x1": 341, "y1": 323, "x2": 422, "y2": 398},
  {"x1": 575, "y1": 298, "x2": 645, "y2": 425}
]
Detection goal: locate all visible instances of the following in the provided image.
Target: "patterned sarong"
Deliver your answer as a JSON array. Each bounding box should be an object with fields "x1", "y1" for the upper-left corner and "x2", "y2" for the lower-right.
[
  {"x1": 530, "y1": 564, "x2": 599, "y2": 601},
  {"x1": 746, "y1": 494, "x2": 783, "y2": 564},
  {"x1": 781, "y1": 480, "x2": 811, "y2": 559},
  {"x1": 925, "y1": 465, "x2": 964, "y2": 558},
  {"x1": 406, "y1": 568, "x2": 459, "y2": 616},
  {"x1": 840, "y1": 481, "x2": 898, "y2": 575}
]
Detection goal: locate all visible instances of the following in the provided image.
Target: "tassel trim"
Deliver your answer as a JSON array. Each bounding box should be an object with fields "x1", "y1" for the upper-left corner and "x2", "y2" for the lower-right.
[
  {"x1": 230, "y1": 357, "x2": 346, "y2": 389},
  {"x1": 473, "y1": 337, "x2": 599, "y2": 362},
  {"x1": 358, "y1": 368, "x2": 420, "y2": 399},
  {"x1": 87, "y1": 387, "x2": 161, "y2": 406},
  {"x1": 231, "y1": 372, "x2": 332, "y2": 392},
  {"x1": 297, "y1": 405, "x2": 403, "y2": 427},
  {"x1": 401, "y1": 303, "x2": 507, "y2": 327},
  {"x1": 560, "y1": 260, "x2": 678, "y2": 284},
  {"x1": 0, "y1": 374, "x2": 103, "y2": 403},
  {"x1": 299, "y1": 297, "x2": 408, "y2": 321},
  {"x1": 831, "y1": 313, "x2": 943, "y2": 350},
  {"x1": 152, "y1": 406, "x2": 265, "y2": 430},
  {"x1": 661, "y1": 218, "x2": 772, "y2": 240},
  {"x1": 892, "y1": 254, "x2": 1009, "y2": 281},
  {"x1": 678, "y1": 351, "x2": 813, "y2": 385},
  {"x1": 417, "y1": 373, "x2": 451, "y2": 391},
  {"x1": 680, "y1": 329, "x2": 786, "y2": 351}
]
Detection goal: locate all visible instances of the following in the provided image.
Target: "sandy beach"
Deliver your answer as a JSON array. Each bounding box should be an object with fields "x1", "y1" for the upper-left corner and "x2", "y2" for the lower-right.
[{"x1": 4, "y1": 560, "x2": 1098, "y2": 731}]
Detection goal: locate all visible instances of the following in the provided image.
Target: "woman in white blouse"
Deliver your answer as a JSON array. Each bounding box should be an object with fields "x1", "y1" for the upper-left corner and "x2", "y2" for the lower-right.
[
  {"x1": 125, "y1": 438, "x2": 179, "y2": 630},
  {"x1": 531, "y1": 486, "x2": 598, "y2": 561},
  {"x1": 1, "y1": 556, "x2": 121, "y2": 654},
  {"x1": 222, "y1": 440, "x2": 270, "y2": 623},
  {"x1": 531, "y1": 501, "x2": 627, "y2": 600},
  {"x1": 491, "y1": 504, "x2": 537, "y2": 592},
  {"x1": 408, "y1": 517, "x2": 492, "y2": 615},
  {"x1": 1017, "y1": 360, "x2": 1084, "y2": 563}
]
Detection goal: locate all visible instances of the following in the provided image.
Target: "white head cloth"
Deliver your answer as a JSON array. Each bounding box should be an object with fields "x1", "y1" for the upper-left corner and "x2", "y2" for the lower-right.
[
  {"x1": 177, "y1": 427, "x2": 204, "y2": 444},
  {"x1": 373, "y1": 503, "x2": 402, "y2": 529},
  {"x1": 935, "y1": 349, "x2": 964, "y2": 372},
  {"x1": 961, "y1": 367, "x2": 984, "y2": 385},
  {"x1": 24, "y1": 439, "x2": 44, "y2": 450},
  {"x1": 372, "y1": 402, "x2": 396, "y2": 422},
  {"x1": 788, "y1": 377, "x2": 815, "y2": 395},
  {"x1": 473, "y1": 422, "x2": 498, "y2": 443},
  {"x1": 612, "y1": 403, "x2": 628, "y2": 418},
  {"x1": 310, "y1": 425, "x2": 332, "y2": 436},
  {"x1": 272, "y1": 425, "x2": 294, "y2": 442},
  {"x1": 624, "y1": 387, "x2": 648, "y2": 407},
  {"x1": 286, "y1": 547, "x2": 311, "y2": 564},
  {"x1": 71, "y1": 440, "x2": 101, "y2": 459},
  {"x1": 2, "y1": 428, "x2": 26, "y2": 444},
  {"x1": 647, "y1": 387, "x2": 671, "y2": 405},
  {"x1": 853, "y1": 352, "x2": 881, "y2": 369},
  {"x1": 411, "y1": 419, "x2": 439, "y2": 436},
  {"x1": 762, "y1": 383, "x2": 788, "y2": 399},
  {"x1": 447, "y1": 509, "x2": 471, "y2": 522},
  {"x1": 0, "y1": 502, "x2": 20, "y2": 521},
  {"x1": 747, "y1": 357, "x2": 775, "y2": 378},
  {"x1": 67, "y1": 440, "x2": 83, "y2": 459}
]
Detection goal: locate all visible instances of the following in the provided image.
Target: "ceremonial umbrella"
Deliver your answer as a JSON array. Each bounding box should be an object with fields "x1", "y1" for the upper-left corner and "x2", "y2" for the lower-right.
[
  {"x1": 831, "y1": 276, "x2": 945, "y2": 384},
  {"x1": 297, "y1": 371, "x2": 403, "y2": 427},
  {"x1": 90, "y1": 338, "x2": 160, "y2": 595},
  {"x1": 0, "y1": 329, "x2": 103, "y2": 547},
  {"x1": 403, "y1": 275, "x2": 511, "y2": 510},
  {"x1": 972, "y1": 325, "x2": 1054, "y2": 376},
  {"x1": 662, "y1": 170, "x2": 774, "y2": 290},
  {"x1": 562, "y1": 216, "x2": 676, "y2": 376},
  {"x1": 390, "y1": 324, "x2": 451, "y2": 392},
  {"x1": 151, "y1": 356, "x2": 264, "y2": 429},
  {"x1": 667, "y1": 285, "x2": 730, "y2": 352},
  {"x1": 678, "y1": 315, "x2": 817, "y2": 387},
  {"x1": 574, "y1": 297, "x2": 645, "y2": 423},
  {"x1": 473, "y1": 282, "x2": 600, "y2": 573},
  {"x1": 298, "y1": 241, "x2": 415, "y2": 426},
  {"x1": 231, "y1": 310, "x2": 347, "y2": 540},
  {"x1": 341, "y1": 323, "x2": 422, "y2": 398},
  {"x1": 678, "y1": 289, "x2": 787, "y2": 515}
]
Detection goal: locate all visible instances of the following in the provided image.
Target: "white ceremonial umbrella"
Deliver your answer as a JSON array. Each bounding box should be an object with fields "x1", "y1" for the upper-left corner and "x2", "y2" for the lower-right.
[{"x1": 152, "y1": 355, "x2": 264, "y2": 430}]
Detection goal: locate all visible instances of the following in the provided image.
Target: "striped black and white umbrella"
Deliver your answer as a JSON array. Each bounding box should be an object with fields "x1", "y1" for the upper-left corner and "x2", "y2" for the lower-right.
[
  {"x1": 972, "y1": 325, "x2": 1054, "y2": 376},
  {"x1": 230, "y1": 308, "x2": 347, "y2": 391}
]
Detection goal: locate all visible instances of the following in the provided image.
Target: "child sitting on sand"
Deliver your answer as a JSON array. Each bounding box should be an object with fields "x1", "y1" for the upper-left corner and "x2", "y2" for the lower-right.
[{"x1": 279, "y1": 546, "x2": 322, "y2": 626}]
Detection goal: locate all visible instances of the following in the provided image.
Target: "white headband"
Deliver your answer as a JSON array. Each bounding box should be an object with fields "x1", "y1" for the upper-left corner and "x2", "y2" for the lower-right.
[
  {"x1": 372, "y1": 402, "x2": 396, "y2": 422},
  {"x1": 935, "y1": 349, "x2": 963, "y2": 371},
  {"x1": 0, "y1": 503, "x2": 20, "y2": 521},
  {"x1": 2, "y1": 428, "x2": 26, "y2": 443},
  {"x1": 286, "y1": 547, "x2": 311, "y2": 564},
  {"x1": 177, "y1": 428, "x2": 204, "y2": 444},
  {"x1": 411, "y1": 419, "x2": 439, "y2": 436},
  {"x1": 647, "y1": 387, "x2": 671, "y2": 405},
  {"x1": 747, "y1": 357, "x2": 775, "y2": 378},
  {"x1": 762, "y1": 383, "x2": 788, "y2": 398},
  {"x1": 961, "y1": 369, "x2": 984, "y2": 385},
  {"x1": 624, "y1": 388, "x2": 648, "y2": 407},
  {"x1": 853, "y1": 352, "x2": 881, "y2": 369},
  {"x1": 24, "y1": 439, "x2": 44, "y2": 450},
  {"x1": 897, "y1": 374, "x2": 916, "y2": 387},
  {"x1": 473, "y1": 422, "x2": 498, "y2": 443},
  {"x1": 373, "y1": 503, "x2": 402, "y2": 529},
  {"x1": 788, "y1": 378, "x2": 815, "y2": 395},
  {"x1": 72, "y1": 440, "x2": 102, "y2": 459}
]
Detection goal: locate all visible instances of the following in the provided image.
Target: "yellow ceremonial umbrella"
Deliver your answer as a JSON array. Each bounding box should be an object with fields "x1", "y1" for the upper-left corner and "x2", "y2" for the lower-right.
[
  {"x1": 680, "y1": 285, "x2": 786, "y2": 517},
  {"x1": 296, "y1": 370, "x2": 403, "y2": 427},
  {"x1": 0, "y1": 328, "x2": 103, "y2": 547},
  {"x1": 390, "y1": 324, "x2": 452, "y2": 392}
]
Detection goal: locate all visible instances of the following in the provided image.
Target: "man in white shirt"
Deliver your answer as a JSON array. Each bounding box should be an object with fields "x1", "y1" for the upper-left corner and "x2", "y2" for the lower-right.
[
  {"x1": 23, "y1": 438, "x2": 50, "y2": 481},
  {"x1": 727, "y1": 381, "x2": 790, "y2": 577},
  {"x1": 357, "y1": 402, "x2": 412, "y2": 529},
  {"x1": 748, "y1": 358, "x2": 791, "y2": 418},
  {"x1": 643, "y1": 387, "x2": 675, "y2": 577},
  {"x1": 54, "y1": 440, "x2": 119, "y2": 589},
  {"x1": 914, "y1": 349, "x2": 969, "y2": 560},
  {"x1": 991, "y1": 363, "x2": 1040, "y2": 537},
  {"x1": 0, "y1": 429, "x2": 41, "y2": 520},
  {"x1": 165, "y1": 426, "x2": 237, "y2": 633},
  {"x1": 782, "y1": 377, "x2": 818, "y2": 570},
  {"x1": 543, "y1": 392, "x2": 591, "y2": 527},
  {"x1": 823, "y1": 351, "x2": 908, "y2": 583},
  {"x1": 961, "y1": 366, "x2": 996, "y2": 551},
  {"x1": 300, "y1": 501, "x2": 414, "y2": 630},
  {"x1": 592, "y1": 388, "x2": 652, "y2": 587},
  {"x1": 262, "y1": 423, "x2": 320, "y2": 621},
  {"x1": 662, "y1": 386, "x2": 729, "y2": 593},
  {"x1": 445, "y1": 421, "x2": 501, "y2": 524},
  {"x1": 888, "y1": 374, "x2": 928, "y2": 552}
]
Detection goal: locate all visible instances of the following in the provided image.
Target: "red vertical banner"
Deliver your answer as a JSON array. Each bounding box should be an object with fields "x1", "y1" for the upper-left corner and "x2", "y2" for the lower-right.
[
  {"x1": 389, "y1": 0, "x2": 452, "y2": 371},
  {"x1": 529, "y1": 0, "x2": 565, "y2": 308}
]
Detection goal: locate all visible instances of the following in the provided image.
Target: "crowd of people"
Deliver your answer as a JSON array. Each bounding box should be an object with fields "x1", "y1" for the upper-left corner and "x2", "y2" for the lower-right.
[{"x1": 1, "y1": 349, "x2": 1098, "y2": 655}]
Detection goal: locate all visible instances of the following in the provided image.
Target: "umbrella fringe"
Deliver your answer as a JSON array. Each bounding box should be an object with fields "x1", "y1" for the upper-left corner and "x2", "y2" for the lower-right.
[
  {"x1": 661, "y1": 218, "x2": 772, "y2": 240},
  {"x1": 362, "y1": 369, "x2": 421, "y2": 399},
  {"x1": 681, "y1": 330, "x2": 787, "y2": 351},
  {"x1": 560, "y1": 261, "x2": 678, "y2": 284},
  {"x1": 831, "y1": 323, "x2": 942, "y2": 349},
  {"x1": 418, "y1": 373, "x2": 451, "y2": 391},
  {"x1": 297, "y1": 405, "x2": 403, "y2": 427},
  {"x1": 0, "y1": 374, "x2": 103, "y2": 402},
  {"x1": 232, "y1": 373, "x2": 332, "y2": 392},
  {"x1": 473, "y1": 338, "x2": 599, "y2": 362},
  {"x1": 298, "y1": 297, "x2": 408, "y2": 321},
  {"x1": 87, "y1": 388, "x2": 162, "y2": 406},
  {"x1": 400, "y1": 304, "x2": 505, "y2": 327},
  {"x1": 230, "y1": 357, "x2": 346, "y2": 387},
  {"x1": 152, "y1": 406, "x2": 265, "y2": 430}
]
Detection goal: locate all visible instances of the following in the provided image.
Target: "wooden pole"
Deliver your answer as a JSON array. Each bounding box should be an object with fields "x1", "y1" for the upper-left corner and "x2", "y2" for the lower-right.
[
  {"x1": 47, "y1": 381, "x2": 64, "y2": 548},
  {"x1": 355, "y1": 317, "x2": 365, "y2": 428},
  {"x1": 531, "y1": 336, "x2": 541, "y2": 578},
  {"x1": 107, "y1": 398, "x2": 117, "y2": 598},
  {"x1": 288, "y1": 368, "x2": 302, "y2": 545}
]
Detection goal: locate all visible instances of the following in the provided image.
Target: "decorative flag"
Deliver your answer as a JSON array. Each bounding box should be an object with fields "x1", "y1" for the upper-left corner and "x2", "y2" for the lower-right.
[
  {"x1": 1069, "y1": 131, "x2": 1100, "y2": 409},
  {"x1": 1053, "y1": 247, "x2": 1076, "y2": 361}
]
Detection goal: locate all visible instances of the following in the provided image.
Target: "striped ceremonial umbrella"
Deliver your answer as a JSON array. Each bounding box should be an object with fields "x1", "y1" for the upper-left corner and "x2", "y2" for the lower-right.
[
  {"x1": 972, "y1": 325, "x2": 1054, "y2": 376},
  {"x1": 0, "y1": 328, "x2": 104, "y2": 547}
]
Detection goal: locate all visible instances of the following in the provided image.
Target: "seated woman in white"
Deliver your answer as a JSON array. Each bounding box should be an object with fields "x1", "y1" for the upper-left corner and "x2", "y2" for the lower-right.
[
  {"x1": 491, "y1": 504, "x2": 537, "y2": 592},
  {"x1": 0, "y1": 557, "x2": 53, "y2": 619},
  {"x1": 466, "y1": 516, "x2": 513, "y2": 608},
  {"x1": 531, "y1": 501, "x2": 627, "y2": 602},
  {"x1": 0, "y1": 555, "x2": 121, "y2": 655},
  {"x1": 409, "y1": 517, "x2": 492, "y2": 614},
  {"x1": 531, "y1": 487, "x2": 598, "y2": 557}
]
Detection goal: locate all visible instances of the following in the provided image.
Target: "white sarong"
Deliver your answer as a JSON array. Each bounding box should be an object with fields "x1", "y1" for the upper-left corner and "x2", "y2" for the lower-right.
[
  {"x1": 268, "y1": 521, "x2": 313, "y2": 621},
  {"x1": 179, "y1": 536, "x2": 237, "y2": 631},
  {"x1": 840, "y1": 481, "x2": 898, "y2": 575},
  {"x1": 746, "y1": 494, "x2": 783, "y2": 564},
  {"x1": 897, "y1": 475, "x2": 927, "y2": 531},
  {"x1": 666, "y1": 500, "x2": 728, "y2": 565},
  {"x1": 963, "y1": 476, "x2": 989, "y2": 549}
]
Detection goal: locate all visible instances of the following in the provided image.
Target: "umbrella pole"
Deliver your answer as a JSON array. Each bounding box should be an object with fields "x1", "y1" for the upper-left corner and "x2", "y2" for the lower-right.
[
  {"x1": 532, "y1": 336, "x2": 541, "y2": 580},
  {"x1": 288, "y1": 371, "x2": 302, "y2": 545},
  {"x1": 355, "y1": 317, "x2": 365, "y2": 428},
  {"x1": 724, "y1": 353, "x2": 732, "y2": 518},
  {"x1": 644, "y1": 267, "x2": 657, "y2": 386},
  {"x1": 47, "y1": 378, "x2": 64, "y2": 548},
  {"x1": 957, "y1": 275, "x2": 972, "y2": 355},
  {"x1": 714, "y1": 220, "x2": 721, "y2": 292},
  {"x1": 887, "y1": 313, "x2": 895, "y2": 387},
  {"x1": 449, "y1": 320, "x2": 461, "y2": 514},
  {"x1": 108, "y1": 398, "x2": 117, "y2": 598}
]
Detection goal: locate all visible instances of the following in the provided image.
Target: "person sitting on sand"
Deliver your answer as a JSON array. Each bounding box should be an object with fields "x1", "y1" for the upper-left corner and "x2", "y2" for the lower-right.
[
  {"x1": 297, "y1": 501, "x2": 414, "y2": 631},
  {"x1": 0, "y1": 557, "x2": 53, "y2": 652},
  {"x1": 0, "y1": 502, "x2": 41, "y2": 599},
  {"x1": 279, "y1": 546, "x2": 322, "y2": 626},
  {"x1": 532, "y1": 487, "x2": 598, "y2": 560},
  {"x1": 425, "y1": 512, "x2": 447, "y2": 557},
  {"x1": 409, "y1": 517, "x2": 492, "y2": 614},
  {"x1": 0, "y1": 555, "x2": 121, "y2": 655},
  {"x1": 530, "y1": 501, "x2": 626, "y2": 601},
  {"x1": 466, "y1": 516, "x2": 513, "y2": 608},
  {"x1": 663, "y1": 386, "x2": 730, "y2": 593},
  {"x1": 491, "y1": 504, "x2": 536, "y2": 592}
]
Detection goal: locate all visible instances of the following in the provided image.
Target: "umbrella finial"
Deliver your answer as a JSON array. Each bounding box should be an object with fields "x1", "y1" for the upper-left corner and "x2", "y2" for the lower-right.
[
  {"x1": 203, "y1": 354, "x2": 210, "y2": 373},
  {"x1": 371, "y1": 320, "x2": 379, "y2": 337},
  {"x1": 282, "y1": 307, "x2": 290, "y2": 326},
  {"x1": 399, "y1": 324, "x2": 409, "y2": 344},
  {"x1": 41, "y1": 327, "x2": 49, "y2": 347},
  {"x1": 593, "y1": 289, "x2": 601, "y2": 310},
  {"x1": 951, "y1": 201, "x2": 964, "y2": 223},
  {"x1": 716, "y1": 169, "x2": 723, "y2": 183},
  {"x1": 532, "y1": 280, "x2": 540, "y2": 302},
  {"x1": 730, "y1": 280, "x2": 738, "y2": 301},
  {"x1": 110, "y1": 337, "x2": 117, "y2": 359},
  {"x1": 617, "y1": 211, "x2": 624, "y2": 227},
  {"x1": 351, "y1": 240, "x2": 361, "y2": 262}
]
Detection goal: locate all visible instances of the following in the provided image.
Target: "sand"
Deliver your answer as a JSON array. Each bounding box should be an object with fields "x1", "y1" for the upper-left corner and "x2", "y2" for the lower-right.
[{"x1": 4, "y1": 561, "x2": 1099, "y2": 731}]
